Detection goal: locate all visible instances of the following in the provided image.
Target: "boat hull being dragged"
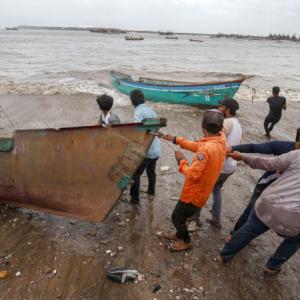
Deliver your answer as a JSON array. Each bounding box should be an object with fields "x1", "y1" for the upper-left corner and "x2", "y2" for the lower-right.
[
  {"x1": 111, "y1": 71, "x2": 245, "y2": 107},
  {"x1": 0, "y1": 119, "x2": 166, "y2": 222}
]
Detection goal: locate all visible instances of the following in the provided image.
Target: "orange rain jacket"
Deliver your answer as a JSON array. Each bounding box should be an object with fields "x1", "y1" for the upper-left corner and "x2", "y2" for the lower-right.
[{"x1": 175, "y1": 133, "x2": 227, "y2": 208}]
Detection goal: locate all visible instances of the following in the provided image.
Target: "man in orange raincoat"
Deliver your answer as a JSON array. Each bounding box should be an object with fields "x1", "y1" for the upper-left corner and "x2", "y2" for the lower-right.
[{"x1": 164, "y1": 110, "x2": 227, "y2": 251}]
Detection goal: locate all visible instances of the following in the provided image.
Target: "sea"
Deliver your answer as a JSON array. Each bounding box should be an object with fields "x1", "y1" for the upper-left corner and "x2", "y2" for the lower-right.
[{"x1": 1, "y1": 29, "x2": 300, "y2": 104}]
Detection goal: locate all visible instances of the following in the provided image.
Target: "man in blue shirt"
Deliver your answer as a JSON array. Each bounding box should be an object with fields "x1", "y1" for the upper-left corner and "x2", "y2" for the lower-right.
[
  {"x1": 226, "y1": 127, "x2": 300, "y2": 243},
  {"x1": 129, "y1": 90, "x2": 161, "y2": 203}
]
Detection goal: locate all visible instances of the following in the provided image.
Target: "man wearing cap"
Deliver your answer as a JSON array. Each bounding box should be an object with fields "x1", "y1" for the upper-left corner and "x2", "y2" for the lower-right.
[
  {"x1": 206, "y1": 98, "x2": 242, "y2": 228},
  {"x1": 163, "y1": 110, "x2": 227, "y2": 251}
]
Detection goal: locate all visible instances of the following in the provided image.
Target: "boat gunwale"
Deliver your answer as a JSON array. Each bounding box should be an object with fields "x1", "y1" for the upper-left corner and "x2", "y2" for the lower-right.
[
  {"x1": 12, "y1": 119, "x2": 165, "y2": 134},
  {"x1": 111, "y1": 71, "x2": 246, "y2": 88}
]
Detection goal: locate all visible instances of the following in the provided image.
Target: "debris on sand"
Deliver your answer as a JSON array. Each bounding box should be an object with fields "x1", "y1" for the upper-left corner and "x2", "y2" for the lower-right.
[
  {"x1": 161, "y1": 166, "x2": 170, "y2": 172},
  {"x1": 47, "y1": 269, "x2": 57, "y2": 279},
  {"x1": 117, "y1": 246, "x2": 124, "y2": 252},
  {"x1": 107, "y1": 267, "x2": 138, "y2": 284},
  {"x1": 15, "y1": 271, "x2": 21, "y2": 277},
  {"x1": 152, "y1": 284, "x2": 162, "y2": 293},
  {"x1": 0, "y1": 270, "x2": 8, "y2": 279}
]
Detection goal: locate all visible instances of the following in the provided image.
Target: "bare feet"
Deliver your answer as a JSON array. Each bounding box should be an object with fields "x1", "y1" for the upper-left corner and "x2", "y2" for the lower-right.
[
  {"x1": 264, "y1": 266, "x2": 281, "y2": 276},
  {"x1": 225, "y1": 234, "x2": 232, "y2": 244}
]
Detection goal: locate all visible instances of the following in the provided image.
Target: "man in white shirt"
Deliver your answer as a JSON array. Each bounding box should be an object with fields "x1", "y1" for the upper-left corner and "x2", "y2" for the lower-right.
[{"x1": 207, "y1": 98, "x2": 242, "y2": 228}]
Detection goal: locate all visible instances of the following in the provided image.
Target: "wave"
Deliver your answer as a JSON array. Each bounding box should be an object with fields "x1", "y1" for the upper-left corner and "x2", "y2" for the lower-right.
[{"x1": 0, "y1": 80, "x2": 111, "y2": 96}]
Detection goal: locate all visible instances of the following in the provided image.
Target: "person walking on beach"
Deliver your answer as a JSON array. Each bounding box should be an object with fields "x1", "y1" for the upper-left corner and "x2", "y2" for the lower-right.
[
  {"x1": 96, "y1": 94, "x2": 121, "y2": 126},
  {"x1": 129, "y1": 89, "x2": 161, "y2": 203},
  {"x1": 163, "y1": 110, "x2": 227, "y2": 251},
  {"x1": 225, "y1": 127, "x2": 300, "y2": 243},
  {"x1": 206, "y1": 98, "x2": 242, "y2": 228},
  {"x1": 218, "y1": 150, "x2": 300, "y2": 275},
  {"x1": 264, "y1": 86, "x2": 287, "y2": 139}
]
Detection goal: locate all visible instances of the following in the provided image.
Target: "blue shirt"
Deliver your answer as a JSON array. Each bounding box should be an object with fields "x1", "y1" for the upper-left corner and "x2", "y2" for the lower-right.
[
  {"x1": 134, "y1": 104, "x2": 161, "y2": 159},
  {"x1": 232, "y1": 141, "x2": 295, "y2": 185}
]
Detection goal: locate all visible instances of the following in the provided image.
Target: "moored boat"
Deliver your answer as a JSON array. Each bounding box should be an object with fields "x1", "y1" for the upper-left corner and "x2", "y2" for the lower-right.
[
  {"x1": 111, "y1": 71, "x2": 245, "y2": 107},
  {"x1": 166, "y1": 36, "x2": 178, "y2": 40},
  {"x1": 189, "y1": 39, "x2": 203, "y2": 42},
  {"x1": 0, "y1": 119, "x2": 166, "y2": 222},
  {"x1": 5, "y1": 27, "x2": 19, "y2": 31},
  {"x1": 125, "y1": 36, "x2": 144, "y2": 41}
]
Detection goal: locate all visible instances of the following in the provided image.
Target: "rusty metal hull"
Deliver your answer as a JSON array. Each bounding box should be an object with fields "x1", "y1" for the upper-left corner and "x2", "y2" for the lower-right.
[{"x1": 0, "y1": 119, "x2": 165, "y2": 222}]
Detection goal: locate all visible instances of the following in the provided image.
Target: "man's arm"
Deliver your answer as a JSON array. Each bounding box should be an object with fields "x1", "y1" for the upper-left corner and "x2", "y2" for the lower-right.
[
  {"x1": 178, "y1": 154, "x2": 208, "y2": 181},
  {"x1": 241, "y1": 151, "x2": 296, "y2": 172},
  {"x1": 231, "y1": 141, "x2": 287, "y2": 155},
  {"x1": 175, "y1": 137, "x2": 199, "y2": 153}
]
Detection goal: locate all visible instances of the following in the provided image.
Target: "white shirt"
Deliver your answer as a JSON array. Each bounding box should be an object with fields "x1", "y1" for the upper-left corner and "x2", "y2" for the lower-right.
[{"x1": 222, "y1": 117, "x2": 242, "y2": 174}]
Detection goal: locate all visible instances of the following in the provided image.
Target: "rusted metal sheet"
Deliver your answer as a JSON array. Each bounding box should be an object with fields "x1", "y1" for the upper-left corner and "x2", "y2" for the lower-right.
[{"x1": 0, "y1": 119, "x2": 166, "y2": 222}]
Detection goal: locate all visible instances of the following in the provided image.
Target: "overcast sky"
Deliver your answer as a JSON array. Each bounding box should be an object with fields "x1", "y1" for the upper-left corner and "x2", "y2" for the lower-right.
[{"x1": 1, "y1": 0, "x2": 300, "y2": 35}]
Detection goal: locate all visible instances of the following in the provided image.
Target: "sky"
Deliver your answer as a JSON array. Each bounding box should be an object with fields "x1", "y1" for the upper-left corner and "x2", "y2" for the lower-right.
[{"x1": 1, "y1": 0, "x2": 300, "y2": 36}]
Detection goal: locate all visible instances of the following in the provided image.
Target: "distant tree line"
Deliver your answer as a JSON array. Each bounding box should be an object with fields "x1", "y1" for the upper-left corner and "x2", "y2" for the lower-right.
[{"x1": 268, "y1": 33, "x2": 300, "y2": 41}]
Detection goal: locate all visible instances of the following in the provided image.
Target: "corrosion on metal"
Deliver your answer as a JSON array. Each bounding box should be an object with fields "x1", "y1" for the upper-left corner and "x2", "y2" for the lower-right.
[{"x1": 0, "y1": 119, "x2": 166, "y2": 222}]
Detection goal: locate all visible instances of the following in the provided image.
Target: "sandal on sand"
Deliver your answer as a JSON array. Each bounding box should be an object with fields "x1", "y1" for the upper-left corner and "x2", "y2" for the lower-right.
[
  {"x1": 169, "y1": 240, "x2": 192, "y2": 252},
  {"x1": 264, "y1": 266, "x2": 281, "y2": 276}
]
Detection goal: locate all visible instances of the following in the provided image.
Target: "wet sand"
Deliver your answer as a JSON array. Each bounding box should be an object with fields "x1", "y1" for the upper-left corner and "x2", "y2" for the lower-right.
[{"x1": 0, "y1": 94, "x2": 299, "y2": 300}]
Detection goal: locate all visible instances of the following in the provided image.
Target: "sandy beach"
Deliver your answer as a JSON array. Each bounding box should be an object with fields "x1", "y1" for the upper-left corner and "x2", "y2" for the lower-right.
[{"x1": 0, "y1": 93, "x2": 299, "y2": 300}]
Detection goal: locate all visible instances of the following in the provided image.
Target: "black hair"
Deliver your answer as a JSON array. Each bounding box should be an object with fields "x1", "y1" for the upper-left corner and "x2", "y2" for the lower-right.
[
  {"x1": 96, "y1": 94, "x2": 113, "y2": 111},
  {"x1": 130, "y1": 89, "x2": 145, "y2": 107},
  {"x1": 272, "y1": 86, "x2": 280, "y2": 96},
  {"x1": 296, "y1": 127, "x2": 300, "y2": 142},
  {"x1": 219, "y1": 98, "x2": 240, "y2": 116},
  {"x1": 202, "y1": 110, "x2": 224, "y2": 134}
]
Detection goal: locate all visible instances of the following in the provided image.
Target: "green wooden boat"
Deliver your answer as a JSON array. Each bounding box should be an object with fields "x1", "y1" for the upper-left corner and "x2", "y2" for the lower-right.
[{"x1": 111, "y1": 71, "x2": 245, "y2": 107}]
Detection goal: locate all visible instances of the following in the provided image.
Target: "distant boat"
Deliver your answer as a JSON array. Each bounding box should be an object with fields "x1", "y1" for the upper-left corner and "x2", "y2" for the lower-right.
[
  {"x1": 166, "y1": 36, "x2": 178, "y2": 40},
  {"x1": 158, "y1": 31, "x2": 173, "y2": 36},
  {"x1": 189, "y1": 39, "x2": 203, "y2": 42},
  {"x1": 6, "y1": 27, "x2": 18, "y2": 31},
  {"x1": 0, "y1": 120, "x2": 166, "y2": 222},
  {"x1": 89, "y1": 28, "x2": 126, "y2": 34},
  {"x1": 125, "y1": 36, "x2": 144, "y2": 41},
  {"x1": 111, "y1": 70, "x2": 245, "y2": 107}
]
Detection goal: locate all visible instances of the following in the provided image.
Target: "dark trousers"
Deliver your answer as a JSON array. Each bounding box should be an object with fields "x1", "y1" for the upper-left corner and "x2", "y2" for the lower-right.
[
  {"x1": 172, "y1": 201, "x2": 199, "y2": 243},
  {"x1": 264, "y1": 113, "x2": 280, "y2": 135},
  {"x1": 130, "y1": 157, "x2": 158, "y2": 201},
  {"x1": 220, "y1": 210, "x2": 300, "y2": 270},
  {"x1": 232, "y1": 182, "x2": 268, "y2": 234}
]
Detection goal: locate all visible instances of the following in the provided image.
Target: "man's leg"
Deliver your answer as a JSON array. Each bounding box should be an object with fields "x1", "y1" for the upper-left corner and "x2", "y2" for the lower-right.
[
  {"x1": 231, "y1": 183, "x2": 267, "y2": 234},
  {"x1": 267, "y1": 118, "x2": 279, "y2": 134},
  {"x1": 145, "y1": 157, "x2": 158, "y2": 195},
  {"x1": 171, "y1": 201, "x2": 199, "y2": 243},
  {"x1": 220, "y1": 209, "x2": 269, "y2": 261},
  {"x1": 266, "y1": 234, "x2": 300, "y2": 271},
  {"x1": 210, "y1": 173, "x2": 232, "y2": 227},
  {"x1": 264, "y1": 115, "x2": 271, "y2": 137},
  {"x1": 130, "y1": 159, "x2": 148, "y2": 202}
]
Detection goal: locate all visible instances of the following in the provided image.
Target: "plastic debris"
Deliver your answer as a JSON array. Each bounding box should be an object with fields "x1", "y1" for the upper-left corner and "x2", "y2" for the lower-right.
[
  {"x1": 15, "y1": 271, "x2": 21, "y2": 277},
  {"x1": 47, "y1": 269, "x2": 57, "y2": 279},
  {"x1": 161, "y1": 166, "x2": 170, "y2": 172},
  {"x1": 117, "y1": 246, "x2": 124, "y2": 252},
  {"x1": 0, "y1": 271, "x2": 8, "y2": 279},
  {"x1": 107, "y1": 267, "x2": 138, "y2": 284}
]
